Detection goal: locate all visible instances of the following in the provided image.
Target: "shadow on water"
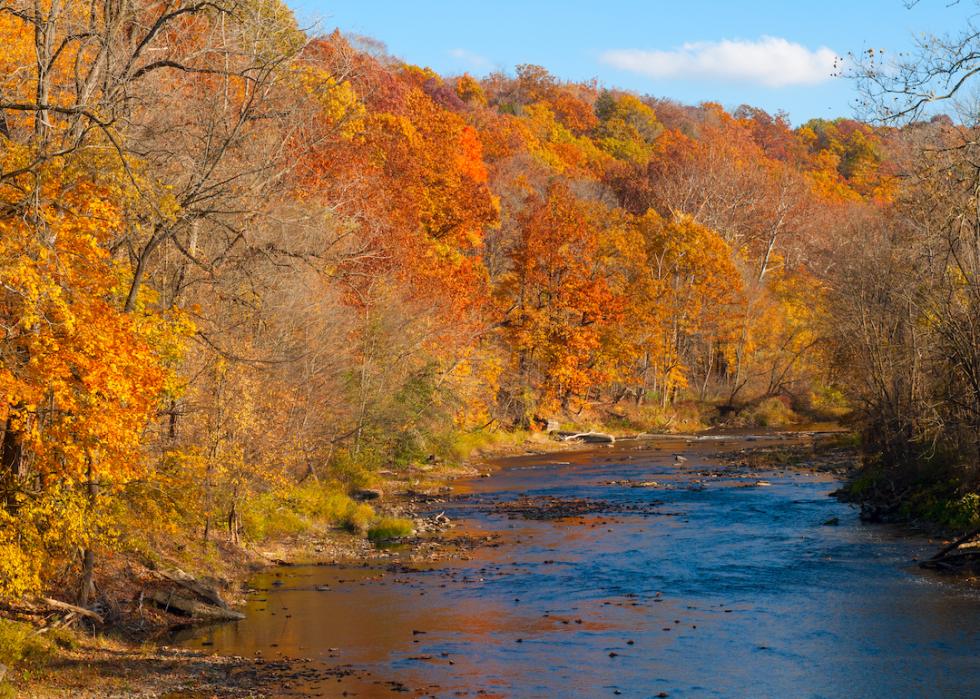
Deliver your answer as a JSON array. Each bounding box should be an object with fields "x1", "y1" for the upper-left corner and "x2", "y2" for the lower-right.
[{"x1": 175, "y1": 431, "x2": 980, "y2": 698}]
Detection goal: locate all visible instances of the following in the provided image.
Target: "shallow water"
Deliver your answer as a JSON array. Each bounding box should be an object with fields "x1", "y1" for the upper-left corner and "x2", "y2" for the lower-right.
[{"x1": 177, "y1": 433, "x2": 980, "y2": 698}]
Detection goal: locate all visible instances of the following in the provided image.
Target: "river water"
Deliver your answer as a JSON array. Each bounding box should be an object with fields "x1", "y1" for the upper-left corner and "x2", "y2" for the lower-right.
[{"x1": 177, "y1": 433, "x2": 980, "y2": 698}]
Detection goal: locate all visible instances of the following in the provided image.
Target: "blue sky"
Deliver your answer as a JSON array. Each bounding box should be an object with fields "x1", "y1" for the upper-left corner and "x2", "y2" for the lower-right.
[{"x1": 286, "y1": 1, "x2": 976, "y2": 123}]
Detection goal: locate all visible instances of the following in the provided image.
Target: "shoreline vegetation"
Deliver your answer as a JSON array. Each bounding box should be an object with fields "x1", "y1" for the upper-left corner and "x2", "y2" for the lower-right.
[{"x1": 3, "y1": 1, "x2": 980, "y2": 696}]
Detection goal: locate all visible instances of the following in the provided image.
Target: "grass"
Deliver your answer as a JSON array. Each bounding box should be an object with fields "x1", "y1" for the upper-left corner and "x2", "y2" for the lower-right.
[
  {"x1": 0, "y1": 617, "x2": 78, "y2": 695},
  {"x1": 240, "y1": 482, "x2": 376, "y2": 540},
  {"x1": 743, "y1": 396, "x2": 799, "y2": 427},
  {"x1": 0, "y1": 619, "x2": 54, "y2": 670},
  {"x1": 367, "y1": 517, "x2": 414, "y2": 543},
  {"x1": 429, "y1": 428, "x2": 534, "y2": 464}
]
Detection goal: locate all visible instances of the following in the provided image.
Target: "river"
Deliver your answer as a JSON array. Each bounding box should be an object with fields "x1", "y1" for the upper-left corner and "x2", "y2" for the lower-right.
[{"x1": 176, "y1": 432, "x2": 980, "y2": 698}]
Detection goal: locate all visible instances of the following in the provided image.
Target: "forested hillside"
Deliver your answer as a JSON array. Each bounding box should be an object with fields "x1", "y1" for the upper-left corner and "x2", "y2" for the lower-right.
[{"x1": 1, "y1": 0, "x2": 977, "y2": 605}]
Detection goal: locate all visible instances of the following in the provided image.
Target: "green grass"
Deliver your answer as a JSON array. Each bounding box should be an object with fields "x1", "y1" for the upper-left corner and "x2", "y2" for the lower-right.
[
  {"x1": 0, "y1": 616, "x2": 77, "y2": 694},
  {"x1": 427, "y1": 428, "x2": 532, "y2": 464},
  {"x1": 240, "y1": 482, "x2": 376, "y2": 540},
  {"x1": 367, "y1": 517, "x2": 414, "y2": 543},
  {"x1": 0, "y1": 619, "x2": 54, "y2": 670},
  {"x1": 0, "y1": 619, "x2": 80, "y2": 697}
]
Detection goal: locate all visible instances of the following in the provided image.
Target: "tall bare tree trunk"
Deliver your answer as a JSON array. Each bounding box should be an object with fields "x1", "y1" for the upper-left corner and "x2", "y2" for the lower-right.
[{"x1": 78, "y1": 460, "x2": 99, "y2": 607}]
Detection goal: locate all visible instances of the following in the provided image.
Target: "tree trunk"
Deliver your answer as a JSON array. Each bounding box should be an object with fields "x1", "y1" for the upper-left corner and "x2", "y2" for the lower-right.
[
  {"x1": 0, "y1": 413, "x2": 23, "y2": 510},
  {"x1": 228, "y1": 501, "x2": 240, "y2": 545},
  {"x1": 78, "y1": 547, "x2": 96, "y2": 607},
  {"x1": 78, "y1": 461, "x2": 99, "y2": 606}
]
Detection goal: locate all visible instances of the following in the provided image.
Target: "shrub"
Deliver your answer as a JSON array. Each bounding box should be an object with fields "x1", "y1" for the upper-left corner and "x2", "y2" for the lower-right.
[
  {"x1": 806, "y1": 385, "x2": 851, "y2": 420},
  {"x1": 746, "y1": 396, "x2": 798, "y2": 427},
  {"x1": 343, "y1": 503, "x2": 375, "y2": 535},
  {"x1": 922, "y1": 492, "x2": 980, "y2": 530},
  {"x1": 0, "y1": 619, "x2": 53, "y2": 671},
  {"x1": 326, "y1": 452, "x2": 376, "y2": 491}
]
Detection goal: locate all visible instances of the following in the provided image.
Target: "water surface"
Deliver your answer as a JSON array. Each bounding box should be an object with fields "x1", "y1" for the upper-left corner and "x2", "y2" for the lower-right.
[{"x1": 178, "y1": 433, "x2": 980, "y2": 697}]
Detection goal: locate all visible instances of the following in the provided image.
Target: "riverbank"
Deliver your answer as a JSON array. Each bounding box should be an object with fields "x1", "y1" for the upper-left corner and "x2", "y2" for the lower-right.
[
  {"x1": 1, "y1": 430, "x2": 599, "y2": 697},
  {"x1": 164, "y1": 429, "x2": 980, "y2": 698},
  {"x1": 721, "y1": 436, "x2": 980, "y2": 581},
  {"x1": 16, "y1": 427, "x2": 978, "y2": 698}
]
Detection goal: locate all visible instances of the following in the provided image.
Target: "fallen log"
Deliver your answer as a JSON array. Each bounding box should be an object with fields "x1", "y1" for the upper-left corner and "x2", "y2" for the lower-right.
[
  {"x1": 146, "y1": 589, "x2": 244, "y2": 621},
  {"x1": 927, "y1": 524, "x2": 980, "y2": 562},
  {"x1": 40, "y1": 597, "x2": 104, "y2": 625},
  {"x1": 155, "y1": 568, "x2": 228, "y2": 609},
  {"x1": 558, "y1": 431, "x2": 615, "y2": 444},
  {"x1": 920, "y1": 549, "x2": 980, "y2": 570}
]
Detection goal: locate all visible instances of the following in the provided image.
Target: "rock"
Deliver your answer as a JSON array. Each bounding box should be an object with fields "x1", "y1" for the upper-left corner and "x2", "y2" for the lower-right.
[
  {"x1": 146, "y1": 590, "x2": 245, "y2": 621},
  {"x1": 673, "y1": 454, "x2": 688, "y2": 464},
  {"x1": 822, "y1": 517, "x2": 840, "y2": 526},
  {"x1": 630, "y1": 481, "x2": 659, "y2": 488},
  {"x1": 352, "y1": 488, "x2": 383, "y2": 501}
]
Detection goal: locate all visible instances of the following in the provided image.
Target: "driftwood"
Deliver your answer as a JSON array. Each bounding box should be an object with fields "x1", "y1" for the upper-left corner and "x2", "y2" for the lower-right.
[
  {"x1": 155, "y1": 568, "x2": 228, "y2": 609},
  {"x1": 40, "y1": 597, "x2": 104, "y2": 625},
  {"x1": 920, "y1": 525, "x2": 980, "y2": 570},
  {"x1": 146, "y1": 589, "x2": 244, "y2": 621},
  {"x1": 558, "y1": 431, "x2": 615, "y2": 444},
  {"x1": 930, "y1": 525, "x2": 980, "y2": 560}
]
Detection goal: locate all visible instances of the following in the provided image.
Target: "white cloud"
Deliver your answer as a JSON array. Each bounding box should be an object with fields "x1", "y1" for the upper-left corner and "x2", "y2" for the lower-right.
[
  {"x1": 600, "y1": 36, "x2": 838, "y2": 88},
  {"x1": 449, "y1": 48, "x2": 493, "y2": 72}
]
